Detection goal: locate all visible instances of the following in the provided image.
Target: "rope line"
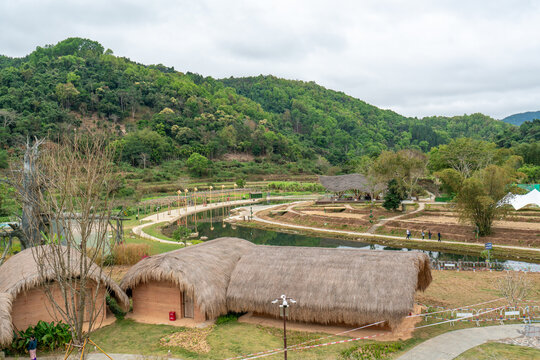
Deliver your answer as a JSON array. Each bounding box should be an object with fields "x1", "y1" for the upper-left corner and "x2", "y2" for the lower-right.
[{"x1": 226, "y1": 302, "x2": 509, "y2": 360}]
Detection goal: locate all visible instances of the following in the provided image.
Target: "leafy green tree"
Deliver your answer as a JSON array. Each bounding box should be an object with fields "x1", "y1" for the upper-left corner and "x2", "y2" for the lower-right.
[
  {"x1": 518, "y1": 164, "x2": 540, "y2": 183},
  {"x1": 383, "y1": 179, "x2": 406, "y2": 210},
  {"x1": 455, "y1": 165, "x2": 515, "y2": 236},
  {"x1": 186, "y1": 152, "x2": 210, "y2": 176},
  {"x1": 428, "y1": 138, "x2": 497, "y2": 177},
  {"x1": 118, "y1": 129, "x2": 173, "y2": 166},
  {"x1": 0, "y1": 149, "x2": 8, "y2": 168},
  {"x1": 434, "y1": 168, "x2": 463, "y2": 195},
  {"x1": 372, "y1": 149, "x2": 426, "y2": 197},
  {"x1": 236, "y1": 178, "x2": 246, "y2": 188},
  {"x1": 173, "y1": 226, "x2": 191, "y2": 247}
]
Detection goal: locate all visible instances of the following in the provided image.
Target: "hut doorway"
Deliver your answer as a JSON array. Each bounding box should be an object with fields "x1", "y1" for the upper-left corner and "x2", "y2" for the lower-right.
[
  {"x1": 183, "y1": 291, "x2": 194, "y2": 318},
  {"x1": 132, "y1": 281, "x2": 182, "y2": 321}
]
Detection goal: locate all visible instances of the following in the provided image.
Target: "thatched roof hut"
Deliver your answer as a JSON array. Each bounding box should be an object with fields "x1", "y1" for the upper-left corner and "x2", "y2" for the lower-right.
[
  {"x1": 318, "y1": 174, "x2": 370, "y2": 193},
  {"x1": 0, "y1": 246, "x2": 129, "y2": 347},
  {"x1": 227, "y1": 245, "x2": 431, "y2": 327},
  {"x1": 121, "y1": 238, "x2": 431, "y2": 328},
  {"x1": 120, "y1": 237, "x2": 255, "y2": 320}
]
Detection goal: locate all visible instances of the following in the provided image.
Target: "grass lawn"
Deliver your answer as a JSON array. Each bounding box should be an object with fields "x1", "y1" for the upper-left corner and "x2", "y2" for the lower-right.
[
  {"x1": 90, "y1": 319, "x2": 355, "y2": 359},
  {"x1": 454, "y1": 342, "x2": 540, "y2": 359},
  {"x1": 124, "y1": 234, "x2": 182, "y2": 255},
  {"x1": 143, "y1": 222, "x2": 175, "y2": 241}
]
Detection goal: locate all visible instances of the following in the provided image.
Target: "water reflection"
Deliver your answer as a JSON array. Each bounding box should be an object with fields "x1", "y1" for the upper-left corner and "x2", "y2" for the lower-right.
[{"x1": 168, "y1": 208, "x2": 540, "y2": 272}]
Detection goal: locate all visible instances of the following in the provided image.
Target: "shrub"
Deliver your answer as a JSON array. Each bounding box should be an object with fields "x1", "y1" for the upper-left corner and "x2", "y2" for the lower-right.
[
  {"x1": 215, "y1": 313, "x2": 243, "y2": 325},
  {"x1": 114, "y1": 243, "x2": 150, "y2": 265},
  {"x1": 267, "y1": 181, "x2": 325, "y2": 192},
  {"x1": 9, "y1": 321, "x2": 72, "y2": 354},
  {"x1": 106, "y1": 294, "x2": 127, "y2": 319}
]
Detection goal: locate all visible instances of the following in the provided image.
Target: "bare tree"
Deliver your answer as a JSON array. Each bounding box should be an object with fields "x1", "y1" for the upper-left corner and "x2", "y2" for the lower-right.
[
  {"x1": 0, "y1": 109, "x2": 17, "y2": 128},
  {"x1": 497, "y1": 271, "x2": 531, "y2": 307},
  {"x1": 25, "y1": 131, "x2": 117, "y2": 348}
]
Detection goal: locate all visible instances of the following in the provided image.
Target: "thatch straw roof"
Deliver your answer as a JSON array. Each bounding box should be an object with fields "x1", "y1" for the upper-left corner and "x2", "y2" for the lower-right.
[
  {"x1": 120, "y1": 237, "x2": 431, "y2": 328},
  {"x1": 318, "y1": 173, "x2": 370, "y2": 192},
  {"x1": 0, "y1": 246, "x2": 129, "y2": 346},
  {"x1": 120, "y1": 237, "x2": 255, "y2": 320},
  {"x1": 226, "y1": 245, "x2": 431, "y2": 327}
]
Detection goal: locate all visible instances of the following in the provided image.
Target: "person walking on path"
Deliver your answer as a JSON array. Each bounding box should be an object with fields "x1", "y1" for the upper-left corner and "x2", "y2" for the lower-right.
[
  {"x1": 428, "y1": 230, "x2": 431, "y2": 240},
  {"x1": 27, "y1": 335, "x2": 37, "y2": 360},
  {"x1": 438, "y1": 231, "x2": 441, "y2": 242},
  {"x1": 421, "y1": 229, "x2": 425, "y2": 240},
  {"x1": 406, "y1": 229, "x2": 411, "y2": 240}
]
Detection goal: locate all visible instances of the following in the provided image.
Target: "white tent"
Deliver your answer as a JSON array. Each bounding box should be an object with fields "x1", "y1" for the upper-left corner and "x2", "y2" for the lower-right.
[{"x1": 498, "y1": 189, "x2": 540, "y2": 210}]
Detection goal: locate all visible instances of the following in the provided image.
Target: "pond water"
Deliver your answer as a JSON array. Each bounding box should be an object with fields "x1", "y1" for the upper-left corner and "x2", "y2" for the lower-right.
[{"x1": 166, "y1": 207, "x2": 540, "y2": 272}]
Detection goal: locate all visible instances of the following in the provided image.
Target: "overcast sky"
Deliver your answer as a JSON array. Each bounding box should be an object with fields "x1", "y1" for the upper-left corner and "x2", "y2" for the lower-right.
[{"x1": 1, "y1": 0, "x2": 539, "y2": 119}]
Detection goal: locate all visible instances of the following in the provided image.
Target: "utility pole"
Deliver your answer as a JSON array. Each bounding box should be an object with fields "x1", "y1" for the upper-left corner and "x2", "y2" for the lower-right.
[{"x1": 272, "y1": 294, "x2": 296, "y2": 360}]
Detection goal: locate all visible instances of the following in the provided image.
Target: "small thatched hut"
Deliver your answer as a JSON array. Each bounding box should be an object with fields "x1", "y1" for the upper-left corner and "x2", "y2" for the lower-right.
[
  {"x1": 121, "y1": 237, "x2": 431, "y2": 328},
  {"x1": 0, "y1": 246, "x2": 128, "y2": 347},
  {"x1": 319, "y1": 174, "x2": 370, "y2": 194},
  {"x1": 120, "y1": 237, "x2": 255, "y2": 323}
]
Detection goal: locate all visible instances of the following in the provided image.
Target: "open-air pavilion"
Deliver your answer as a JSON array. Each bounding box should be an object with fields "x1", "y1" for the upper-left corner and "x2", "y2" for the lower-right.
[{"x1": 318, "y1": 173, "x2": 385, "y2": 201}]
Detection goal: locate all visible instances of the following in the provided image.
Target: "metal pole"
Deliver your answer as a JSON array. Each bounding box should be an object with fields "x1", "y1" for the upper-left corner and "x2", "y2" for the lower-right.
[{"x1": 283, "y1": 309, "x2": 287, "y2": 360}]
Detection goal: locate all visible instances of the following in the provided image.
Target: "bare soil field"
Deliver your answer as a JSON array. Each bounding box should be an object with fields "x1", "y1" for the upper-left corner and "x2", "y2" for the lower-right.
[{"x1": 266, "y1": 203, "x2": 540, "y2": 248}]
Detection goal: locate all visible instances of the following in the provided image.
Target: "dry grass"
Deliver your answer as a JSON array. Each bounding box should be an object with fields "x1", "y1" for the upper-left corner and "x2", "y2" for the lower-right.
[
  {"x1": 114, "y1": 243, "x2": 150, "y2": 265},
  {"x1": 416, "y1": 270, "x2": 540, "y2": 308},
  {"x1": 160, "y1": 326, "x2": 214, "y2": 353}
]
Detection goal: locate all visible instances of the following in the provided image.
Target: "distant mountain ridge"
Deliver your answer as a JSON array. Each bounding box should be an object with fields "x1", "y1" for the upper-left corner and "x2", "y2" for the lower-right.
[{"x1": 502, "y1": 111, "x2": 540, "y2": 126}]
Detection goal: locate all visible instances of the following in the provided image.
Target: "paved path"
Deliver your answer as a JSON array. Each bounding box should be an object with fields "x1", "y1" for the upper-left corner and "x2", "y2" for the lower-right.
[
  {"x1": 245, "y1": 203, "x2": 540, "y2": 254},
  {"x1": 132, "y1": 198, "x2": 261, "y2": 244},
  {"x1": 396, "y1": 324, "x2": 524, "y2": 360}
]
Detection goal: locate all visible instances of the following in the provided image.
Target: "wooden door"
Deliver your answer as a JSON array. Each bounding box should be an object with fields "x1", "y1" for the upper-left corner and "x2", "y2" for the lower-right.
[{"x1": 183, "y1": 291, "x2": 194, "y2": 318}]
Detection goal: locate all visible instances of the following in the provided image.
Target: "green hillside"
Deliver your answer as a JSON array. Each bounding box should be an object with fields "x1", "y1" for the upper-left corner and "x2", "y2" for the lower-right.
[
  {"x1": 502, "y1": 111, "x2": 540, "y2": 126},
  {"x1": 0, "y1": 37, "x2": 514, "y2": 171},
  {"x1": 222, "y1": 76, "x2": 510, "y2": 163}
]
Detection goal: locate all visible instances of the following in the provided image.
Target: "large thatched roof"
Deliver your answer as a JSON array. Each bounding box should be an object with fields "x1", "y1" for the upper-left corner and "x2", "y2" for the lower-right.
[
  {"x1": 227, "y1": 245, "x2": 431, "y2": 327},
  {"x1": 120, "y1": 237, "x2": 255, "y2": 320},
  {"x1": 120, "y1": 237, "x2": 431, "y2": 328},
  {"x1": 318, "y1": 173, "x2": 370, "y2": 192},
  {"x1": 0, "y1": 246, "x2": 129, "y2": 346}
]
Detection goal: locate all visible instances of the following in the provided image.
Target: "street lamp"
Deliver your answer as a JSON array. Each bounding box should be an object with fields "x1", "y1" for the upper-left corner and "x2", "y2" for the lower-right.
[
  {"x1": 209, "y1": 186, "x2": 214, "y2": 230},
  {"x1": 184, "y1": 189, "x2": 189, "y2": 227},
  {"x1": 193, "y1": 187, "x2": 198, "y2": 232},
  {"x1": 177, "y1": 190, "x2": 182, "y2": 215},
  {"x1": 272, "y1": 294, "x2": 296, "y2": 360}
]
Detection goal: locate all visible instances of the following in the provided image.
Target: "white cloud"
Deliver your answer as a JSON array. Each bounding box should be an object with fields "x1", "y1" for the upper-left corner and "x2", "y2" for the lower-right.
[{"x1": 1, "y1": 0, "x2": 540, "y2": 119}]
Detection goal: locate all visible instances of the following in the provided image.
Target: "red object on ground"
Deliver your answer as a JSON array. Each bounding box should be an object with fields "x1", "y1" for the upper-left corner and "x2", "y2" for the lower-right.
[{"x1": 169, "y1": 311, "x2": 176, "y2": 321}]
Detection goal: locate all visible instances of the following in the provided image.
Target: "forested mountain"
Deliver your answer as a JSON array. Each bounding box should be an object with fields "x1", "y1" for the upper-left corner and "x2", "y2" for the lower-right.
[
  {"x1": 0, "y1": 37, "x2": 525, "y2": 171},
  {"x1": 222, "y1": 76, "x2": 511, "y2": 162},
  {"x1": 502, "y1": 111, "x2": 540, "y2": 126}
]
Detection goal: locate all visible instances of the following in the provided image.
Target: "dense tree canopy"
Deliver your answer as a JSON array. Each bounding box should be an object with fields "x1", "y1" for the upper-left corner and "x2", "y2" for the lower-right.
[{"x1": 0, "y1": 37, "x2": 524, "y2": 172}]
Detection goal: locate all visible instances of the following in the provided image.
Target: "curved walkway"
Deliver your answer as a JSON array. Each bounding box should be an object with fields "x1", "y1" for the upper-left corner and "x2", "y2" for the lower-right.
[
  {"x1": 132, "y1": 199, "x2": 260, "y2": 244},
  {"x1": 396, "y1": 324, "x2": 524, "y2": 360},
  {"x1": 246, "y1": 203, "x2": 540, "y2": 254}
]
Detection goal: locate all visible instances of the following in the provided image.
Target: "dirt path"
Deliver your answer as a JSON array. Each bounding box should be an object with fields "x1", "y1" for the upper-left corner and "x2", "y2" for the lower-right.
[{"x1": 367, "y1": 202, "x2": 425, "y2": 233}]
